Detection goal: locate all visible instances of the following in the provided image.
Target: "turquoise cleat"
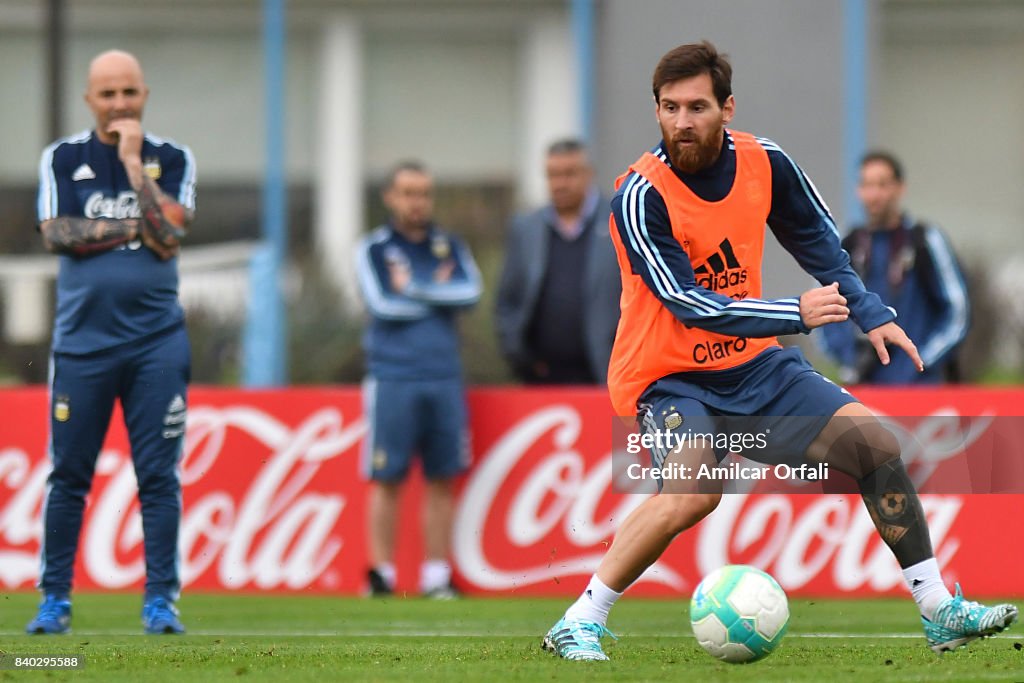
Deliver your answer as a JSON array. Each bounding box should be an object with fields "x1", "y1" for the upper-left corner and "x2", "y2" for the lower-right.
[
  {"x1": 922, "y1": 584, "x2": 1017, "y2": 653},
  {"x1": 541, "y1": 617, "x2": 617, "y2": 661},
  {"x1": 25, "y1": 595, "x2": 72, "y2": 635}
]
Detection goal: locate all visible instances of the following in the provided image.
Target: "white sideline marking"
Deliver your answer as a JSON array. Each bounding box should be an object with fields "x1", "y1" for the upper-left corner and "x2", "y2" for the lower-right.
[{"x1": 3, "y1": 630, "x2": 1017, "y2": 639}]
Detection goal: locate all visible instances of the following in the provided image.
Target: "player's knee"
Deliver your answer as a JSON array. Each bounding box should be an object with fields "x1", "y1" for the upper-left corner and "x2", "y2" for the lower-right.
[
  {"x1": 695, "y1": 491, "x2": 723, "y2": 519},
  {"x1": 841, "y1": 421, "x2": 902, "y2": 479},
  {"x1": 868, "y1": 424, "x2": 901, "y2": 464},
  {"x1": 47, "y1": 466, "x2": 93, "y2": 498}
]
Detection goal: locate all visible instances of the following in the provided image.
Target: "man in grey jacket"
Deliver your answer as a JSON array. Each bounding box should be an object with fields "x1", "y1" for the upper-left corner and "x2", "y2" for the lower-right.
[{"x1": 496, "y1": 139, "x2": 621, "y2": 384}]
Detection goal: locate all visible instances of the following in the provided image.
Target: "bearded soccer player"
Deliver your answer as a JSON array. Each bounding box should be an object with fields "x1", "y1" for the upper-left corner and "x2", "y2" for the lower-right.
[
  {"x1": 541, "y1": 41, "x2": 1017, "y2": 661},
  {"x1": 28, "y1": 50, "x2": 194, "y2": 635}
]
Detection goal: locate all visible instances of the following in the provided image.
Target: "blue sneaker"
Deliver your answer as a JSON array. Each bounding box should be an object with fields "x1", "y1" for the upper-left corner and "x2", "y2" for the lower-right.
[
  {"x1": 26, "y1": 595, "x2": 72, "y2": 634},
  {"x1": 542, "y1": 617, "x2": 617, "y2": 661},
  {"x1": 922, "y1": 584, "x2": 1018, "y2": 653},
  {"x1": 142, "y1": 596, "x2": 185, "y2": 635}
]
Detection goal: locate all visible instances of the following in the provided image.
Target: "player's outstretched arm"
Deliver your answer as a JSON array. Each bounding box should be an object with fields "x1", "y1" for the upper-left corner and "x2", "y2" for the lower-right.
[
  {"x1": 39, "y1": 217, "x2": 140, "y2": 256},
  {"x1": 761, "y1": 139, "x2": 895, "y2": 334},
  {"x1": 802, "y1": 284, "x2": 922, "y2": 372}
]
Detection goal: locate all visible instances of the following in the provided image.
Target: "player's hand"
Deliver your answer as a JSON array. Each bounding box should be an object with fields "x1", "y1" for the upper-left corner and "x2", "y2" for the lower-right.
[
  {"x1": 140, "y1": 226, "x2": 180, "y2": 260},
  {"x1": 107, "y1": 118, "x2": 144, "y2": 164},
  {"x1": 865, "y1": 321, "x2": 924, "y2": 372},
  {"x1": 107, "y1": 118, "x2": 145, "y2": 188},
  {"x1": 799, "y1": 282, "x2": 849, "y2": 329}
]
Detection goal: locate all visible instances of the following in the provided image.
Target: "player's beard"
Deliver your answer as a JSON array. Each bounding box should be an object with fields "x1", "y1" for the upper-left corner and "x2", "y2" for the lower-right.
[{"x1": 667, "y1": 123, "x2": 725, "y2": 174}]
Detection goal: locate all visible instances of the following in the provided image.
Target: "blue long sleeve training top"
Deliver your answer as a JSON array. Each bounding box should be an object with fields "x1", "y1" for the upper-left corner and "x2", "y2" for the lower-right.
[{"x1": 356, "y1": 224, "x2": 482, "y2": 380}]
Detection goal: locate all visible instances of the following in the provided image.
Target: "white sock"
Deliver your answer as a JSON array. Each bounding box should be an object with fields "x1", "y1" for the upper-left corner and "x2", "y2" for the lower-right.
[
  {"x1": 563, "y1": 576, "x2": 623, "y2": 627},
  {"x1": 374, "y1": 562, "x2": 397, "y2": 590},
  {"x1": 902, "y1": 557, "x2": 951, "y2": 620},
  {"x1": 420, "y1": 559, "x2": 452, "y2": 592}
]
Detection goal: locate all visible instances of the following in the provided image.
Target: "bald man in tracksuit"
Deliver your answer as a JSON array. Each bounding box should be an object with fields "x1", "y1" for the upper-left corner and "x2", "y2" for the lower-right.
[{"x1": 28, "y1": 49, "x2": 193, "y2": 636}]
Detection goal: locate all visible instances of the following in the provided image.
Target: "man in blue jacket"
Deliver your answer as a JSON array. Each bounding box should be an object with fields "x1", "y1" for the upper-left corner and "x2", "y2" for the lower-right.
[
  {"x1": 355, "y1": 161, "x2": 482, "y2": 598},
  {"x1": 822, "y1": 151, "x2": 970, "y2": 384},
  {"x1": 28, "y1": 49, "x2": 194, "y2": 635}
]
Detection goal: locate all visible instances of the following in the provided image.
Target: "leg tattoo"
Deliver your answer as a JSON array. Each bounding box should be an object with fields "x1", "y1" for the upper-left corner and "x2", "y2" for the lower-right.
[{"x1": 858, "y1": 459, "x2": 934, "y2": 568}]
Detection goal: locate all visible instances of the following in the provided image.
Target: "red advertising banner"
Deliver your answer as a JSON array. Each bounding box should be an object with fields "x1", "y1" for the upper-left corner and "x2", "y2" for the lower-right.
[{"x1": 1, "y1": 386, "x2": 1021, "y2": 597}]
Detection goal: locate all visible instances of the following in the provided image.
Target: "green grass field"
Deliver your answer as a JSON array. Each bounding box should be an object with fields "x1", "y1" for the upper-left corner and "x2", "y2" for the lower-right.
[{"x1": 0, "y1": 592, "x2": 1021, "y2": 682}]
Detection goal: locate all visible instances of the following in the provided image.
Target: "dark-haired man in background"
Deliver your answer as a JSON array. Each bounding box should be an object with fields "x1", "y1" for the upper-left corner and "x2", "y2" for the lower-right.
[
  {"x1": 822, "y1": 151, "x2": 970, "y2": 384},
  {"x1": 355, "y1": 161, "x2": 482, "y2": 599}
]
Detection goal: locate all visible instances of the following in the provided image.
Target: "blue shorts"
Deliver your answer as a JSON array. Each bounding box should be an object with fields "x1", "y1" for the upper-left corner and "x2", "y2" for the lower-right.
[
  {"x1": 362, "y1": 376, "x2": 470, "y2": 482},
  {"x1": 639, "y1": 347, "x2": 857, "y2": 466}
]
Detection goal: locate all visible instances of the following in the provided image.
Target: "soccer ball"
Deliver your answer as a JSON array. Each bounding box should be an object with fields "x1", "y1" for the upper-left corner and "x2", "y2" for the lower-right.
[{"x1": 690, "y1": 564, "x2": 789, "y2": 663}]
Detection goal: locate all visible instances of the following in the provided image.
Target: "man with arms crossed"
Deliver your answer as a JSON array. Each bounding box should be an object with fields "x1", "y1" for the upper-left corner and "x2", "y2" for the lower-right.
[
  {"x1": 28, "y1": 49, "x2": 194, "y2": 635},
  {"x1": 542, "y1": 41, "x2": 1016, "y2": 660},
  {"x1": 356, "y1": 161, "x2": 482, "y2": 598}
]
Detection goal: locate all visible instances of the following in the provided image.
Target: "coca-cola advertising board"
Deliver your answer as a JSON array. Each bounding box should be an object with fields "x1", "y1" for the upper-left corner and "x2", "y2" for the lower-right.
[{"x1": 1, "y1": 386, "x2": 1021, "y2": 597}]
